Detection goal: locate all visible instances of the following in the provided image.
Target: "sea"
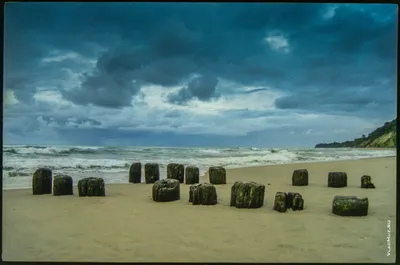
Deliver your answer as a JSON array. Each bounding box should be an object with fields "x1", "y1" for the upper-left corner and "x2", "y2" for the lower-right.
[{"x1": 2, "y1": 145, "x2": 396, "y2": 190}]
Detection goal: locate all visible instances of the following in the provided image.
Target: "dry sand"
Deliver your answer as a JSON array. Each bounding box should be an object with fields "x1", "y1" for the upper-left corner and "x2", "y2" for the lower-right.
[{"x1": 2, "y1": 157, "x2": 396, "y2": 262}]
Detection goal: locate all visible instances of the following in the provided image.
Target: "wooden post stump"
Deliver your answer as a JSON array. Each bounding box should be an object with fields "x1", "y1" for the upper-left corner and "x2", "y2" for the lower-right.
[
  {"x1": 292, "y1": 194, "x2": 304, "y2": 211},
  {"x1": 230, "y1": 181, "x2": 265, "y2": 208},
  {"x1": 152, "y1": 179, "x2": 180, "y2": 202},
  {"x1": 53, "y1": 175, "x2": 73, "y2": 196},
  {"x1": 273, "y1": 192, "x2": 287, "y2": 212},
  {"x1": 189, "y1": 183, "x2": 217, "y2": 205},
  {"x1": 145, "y1": 163, "x2": 160, "y2": 184},
  {"x1": 292, "y1": 169, "x2": 308, "y2": 186},
  {"x1": 32, "y1": 168, "x2": 52, "y2": 195},
  {"x1": 78, "y1": 177, "x2": 106, "y2": 197},
  {"x1": 167, "y1": 163, "x2": 184, "y2": 183},
  {"x1": 361, "y1": 175, "x2": 375, "y2": 189},
  {"x1": 286, "y1": 192, "x2": 300, "y2": 209},
  {"x1": 332, "y1": 196, "x2": 369, "y2": 216},
  {"x1": 209, "y1": 166, "x2": 226, "y2": 184},
  {"x1": 185, "y1": 166, "x2": 199, "y2": 184},
  {"x1": 328, "y1": 172, "x2": 347, "y2": 188},
  {"x1": 129, "y1": 162, "x2": 141, "y2": 183}
]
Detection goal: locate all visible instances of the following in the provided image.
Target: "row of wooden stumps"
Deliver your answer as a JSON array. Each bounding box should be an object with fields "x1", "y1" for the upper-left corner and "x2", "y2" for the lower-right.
[
  {"x1": 292, "y1": 169, "x2": 376, "y2": 188},
  {"x1": 129, "y1": 162, "x2": 226, "y2": 185},
  {"x1": 152, "y1": 179, "x2": 266, "y2": 208},
  {"x1": 32, "y1": 168, "x2": 105, "y2": 197},
  {"x1": 32, "y1": 166, "x2": 372, "y2": 216}
]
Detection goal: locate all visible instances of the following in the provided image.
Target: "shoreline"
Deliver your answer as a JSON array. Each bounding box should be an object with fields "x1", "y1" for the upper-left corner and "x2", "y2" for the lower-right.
[
  {"x1": 3, "y1": 156, "x2": 396, "y2": 191},
  {"x1": 3, "y1": 156, "x2": 396, "y2": 262}
]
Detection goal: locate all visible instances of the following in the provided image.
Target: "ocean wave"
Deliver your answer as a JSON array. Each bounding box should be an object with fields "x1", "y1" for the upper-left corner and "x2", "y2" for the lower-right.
[
  {"x1": 7, "y1": 171, "x2": 31, "y2": 177},
  {"x1": 2, "y1": 146, "x2": 396, "y2": 185},
  {"x1": 3, "y1": 146, "x2": 108, "y2": 156}
]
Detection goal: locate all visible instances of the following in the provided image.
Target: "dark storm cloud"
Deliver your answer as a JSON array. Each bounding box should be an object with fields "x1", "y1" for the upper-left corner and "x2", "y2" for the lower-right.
[
  {"x1": 5, "y1": 3, "x2": 397, "y2": 109},
  {"x1": 167, "y1": 75, "x2": 219, "y2": 104},
  {"x1": 3, "y1": 3, "x2": 397, "y2": 146}
]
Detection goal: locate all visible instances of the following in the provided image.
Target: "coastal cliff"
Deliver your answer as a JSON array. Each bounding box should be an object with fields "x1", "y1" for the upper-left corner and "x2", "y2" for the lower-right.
[{"x1": 315, "y1": 119, "x2": 396, "y2": 148}]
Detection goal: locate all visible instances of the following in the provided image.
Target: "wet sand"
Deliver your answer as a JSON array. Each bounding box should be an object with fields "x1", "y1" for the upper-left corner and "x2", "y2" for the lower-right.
[{"x1": 2, "y1": 157, "x2": 396, "y2": 262}]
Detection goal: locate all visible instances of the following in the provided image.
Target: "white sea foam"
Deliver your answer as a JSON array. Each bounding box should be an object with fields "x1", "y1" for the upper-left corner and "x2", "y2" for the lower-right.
[{"x1": 2, "y1": 145, "x2": 396, "y2": 189}]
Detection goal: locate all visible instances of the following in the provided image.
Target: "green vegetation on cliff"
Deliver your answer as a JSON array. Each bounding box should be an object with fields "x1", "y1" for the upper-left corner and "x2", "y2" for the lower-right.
[{"x1": 315, "y1": 119, "x2": 396, "y2": 148}]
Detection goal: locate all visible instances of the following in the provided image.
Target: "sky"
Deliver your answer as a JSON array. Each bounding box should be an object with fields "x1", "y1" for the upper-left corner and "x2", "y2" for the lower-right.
[{"x1": 3, "y1": 3, "x2": 398, "y2": 148}]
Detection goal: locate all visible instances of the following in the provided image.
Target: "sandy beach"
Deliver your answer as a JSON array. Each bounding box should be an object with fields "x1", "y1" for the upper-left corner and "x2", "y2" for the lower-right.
[{"x1": 2, "y1": 157, "x2": 396, "y2": 263}]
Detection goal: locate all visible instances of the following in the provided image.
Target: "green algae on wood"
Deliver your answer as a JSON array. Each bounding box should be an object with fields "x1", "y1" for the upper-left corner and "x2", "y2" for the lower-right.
[
  {"x1": 78, "y1": 177, "x2": 106, "y2": 197},
  {"x1": 332, "y1": 196, "x2": 369, "y2": 216},
  {"x1": 292, "y1": 169, "x2": 308, "y2": 186},
  {"x1": 189, "y1": 183, "x2": 217, "y2": 205},
  {"x1": 230, "y1": 181, "x2": 265, "y2": 209},
  {"x1": 185, "y1": 166, "x2": 199, "y2": 184},
  {"x1": 361, "y1": 175, "x2": 375, "y2": 189},
  {"x1": 32, "y1": 168, "x2": 52, "y2": 195},
  {"x1": 286, "y1": 192, "x2": 300, "y2": 209},
  {"x1": 129, "y1": 162, "x2": 142, "y2": 183},
  {"x1": 53, "y1": 175, "x2": 73, "y2": 196},
  {"x1": 292, "y1": 194, "x2": 304, "y2": 211},
  {"x1": 328, "y1": 172, "x2": 347, "y2": 188},
  {"x1": 209, "y1": 166, "x2": 226, "y2": 184},
  {"x1": 152, "y1": 179, "x2": 180, "y2": 202},
  {"x1": 273, "y1": 192, "x2": 287, "y2": 212},
  {"x1": 167, "y1": 163, "x2": 184, "y2": 183},
  {"x1": 145, "y1": 163, "x2": 160, "y2": 184}
]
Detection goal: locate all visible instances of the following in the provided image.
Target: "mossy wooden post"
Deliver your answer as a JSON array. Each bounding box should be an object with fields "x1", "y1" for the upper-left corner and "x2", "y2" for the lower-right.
[
  {"x1": 185, "y1": 166, "x2": 199, "y2": 184},
  {"x1": 145, "y1": 163, "x2": 160, "y2": 184},
  {"x1": 167, "y1": 163, "x2": 184, "y2": 183},
  {"x1": 152, "y1": 179, "x2": 180, "y2": 202},
  {"x1": 292, "y1": 169, "x2": 308, "y2": 186},
  {"x1": 292, "y1": 194, "x2": 304, "y2": 211},
  {"x1": 87, "y1": 178, "x2": 106, "y2": 196},
  {"x1": 328, "y1": 172, "x2": 347, "y2": 188},
  {"x1": 361, "y1": 175, "x2": 375, "y2": 189},
  {"x1": 189, "y1": 183, "x2": 217, "y2": 205},
  {"x1": 286, "y1": 192, "x2": 300, "y2": 209},
  {"x1": 129, "y1": 162, "x2": 141, "y2": 183},
  {"x1": 209, "y1": 166, "x2": 226, "y2": 184},
  {"x1": 53, "y1": 175, "x2": 73, "y2": 196},
  {"x1": 332, "y1": 196, "x2": 369, "y2": 216},
  {"x1": 32, "y1": 168, "x2": 52, "y2": 195},
  {"x1": 230, "y1": 181, "x2": 265, "y2": 208},
  {"x1": 273, "y1": 192, "x2": 287, "y2": 212},
  {"x1": 78, "y1": 177, "x2": 106, "y2": 197}
]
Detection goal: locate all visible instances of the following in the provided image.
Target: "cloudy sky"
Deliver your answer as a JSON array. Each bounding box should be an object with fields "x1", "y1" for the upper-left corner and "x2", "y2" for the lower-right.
[{"x1": 3, "y1": 3, "x2": 397, "y2": 148}]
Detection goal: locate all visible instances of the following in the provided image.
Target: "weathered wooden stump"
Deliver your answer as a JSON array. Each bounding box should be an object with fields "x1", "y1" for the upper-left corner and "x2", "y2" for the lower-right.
[
  {"x1": 332, "y1": 196, "x2": 369, "y2": 216},
  {"x1": 145, "y1": 163, "x2": 160, "y2": 184},
  {"x1": 32, "y1": 168, "x2": 52, "y2": 195},
  {"x1": 292, "y1": 194, "x2": 304, "y2": 211},
  {"x1": 185, "y1": 166, "x2": 199, "y2": 184},
  {"x1": 189, "y1": 183, "x2": 217, "y2": 205},
  {"x1": 78, "y1": 177, "x2": 106, "y2": 197},
  {"x1": 328, "y1": 172, "x2": 347, "y2": 188},
  {"x1": 292, "y1": 169, "x2": 308, "y2": 186},
  {"x1": 129, "y1": 162, "x2": 141, "y2": 183},
  {"x1": 53, "y1": 175, "x2": 73, "y2": 196},
  {"x1": 273, "y1": 192, "x2": 287, "y2": 212},
  {"x1": 152, "y1": 179, "x2": 180, "y2": 202},
  {"x1": 230, "y1": 181, "x2": 265, "y2": 208},
  {"x1": 286, "y1": 192, "x2": 300, "y2": 209},
  {"x1": 167, "y1": 163, "x2": 184, "y2": 183},
  {"x1": 361, "y1": 175, "x2": 375, "y2": 189},
  {"x1": 209, "y1": 166, "x2": 226, "y2": 184}
]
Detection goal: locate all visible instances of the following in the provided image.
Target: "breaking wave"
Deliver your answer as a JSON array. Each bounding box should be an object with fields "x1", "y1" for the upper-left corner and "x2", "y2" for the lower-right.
[{"x1": 3, "y1": 145, "x2": 396, "y2": 189}]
